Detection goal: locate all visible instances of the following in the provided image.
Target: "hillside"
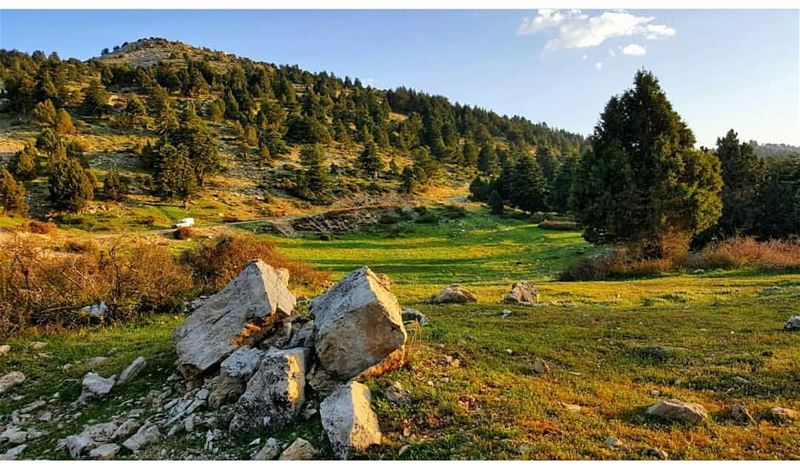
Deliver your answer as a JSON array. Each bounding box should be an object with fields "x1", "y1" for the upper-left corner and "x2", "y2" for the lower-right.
[{"x1": 0, "y1": 38, "x2": 586, "y2": 232}]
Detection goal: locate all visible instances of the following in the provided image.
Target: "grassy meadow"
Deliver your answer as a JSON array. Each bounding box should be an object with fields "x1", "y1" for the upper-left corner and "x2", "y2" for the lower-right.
[{"x1": 1, "y1": 204, "x2": 799, "y2": 459}]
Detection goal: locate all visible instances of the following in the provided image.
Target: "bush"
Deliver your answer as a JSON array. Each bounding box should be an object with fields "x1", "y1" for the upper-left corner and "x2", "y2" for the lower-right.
[
  {"x1": 0, "y1": 235, "x2": 193, "y2": 335},
  {"x1": 28, "y1": 220, "x2": 57, "y2": 234},
  {"x1": 181, "y1": 234, "x2": 330, "y2": 293},
  {"x1": 687, "y1": 237, "x2": 800, "y2": 271},
  {"x1": 173, "y1": 227, "x2": 194, "y2": 240},
  {"x1": 539, "y1": 220, "x2": 579, "y2": 231},
  {"x1": 60, "y1": 239, "x2": 99, "y2": 255}
]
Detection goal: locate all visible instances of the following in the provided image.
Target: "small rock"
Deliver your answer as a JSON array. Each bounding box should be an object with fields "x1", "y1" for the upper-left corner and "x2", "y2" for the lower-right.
[
  {"x1": 500, "y1": 310, "x2": 512, "y2": 318},
  {"x1": 503, "y1": 281, "x2": 539, "y2": 305},
  {"x1": 561, "y1": 403, "x2": 582, "y2": 414},
  {"x1": 784, "y1": 316, "x2": 800, "y2": 331},
  {"x1": 530, "y1": 358, "x2": 550, "y2": 374},
  {"x1": 184, "y1": 415, "x2": 196, "y2": 433},
  {"x1": 123, "y1": 424, "x2": 160, "y2": 452},
  {"x1": 642, "y1": 448, "x2": 669, "y2": 460},
  {"x1": 78, "y1": 373, "x2": 115, "y2": 404},
  {"x1": 20, "y1": 399, "x2": 46, "y2": 414},
  {"x1": 505, "y1": 349, "x2": 514, "y2": 355},
  {"x1": 401, "y1": 308, "x2": 429, "y2": 326},
  {"x1": 0, "y1": 426, "x2": 27, "y2": 445},
  {"x1": 0, "y1": 345, "x2": 10, "y2": 356},
  {"x1": 38, "y1": 411, "x2": 53, "y2": 423},
  {"x1": 63, "y1": 432, "x2": 96, "y2": 458},
  {"x1": 385, "y1": 382, "x2": 411, "y2": 405},
  {"x1": 89, "y1": 443, "x2": 120, "y2": 460},
  {"x1": 646, "y1": 399, "x2": 708, "y2": 424},
  {"x1": 29, "y1": 341, "x2": 47, "y2": 350},
  {"x1": 768, "y1": 407, "x2": 798, "y2": 423},
  {"x1": 605, "y1": 436, "x2": 623, "y2": 448},
  {"x1": 85, "y1": 356, "x2": 109, "y2": 367},
  {"x1": 428, "y1": 284, "x2": 477, "y2": 304},
  {"x1": 732, "y1": 376, "x2": 751, "y2": 385},
  {"x1": 253, "y1": 437, "x2": 281, "y2": 460},
  {"x1": 730, "y1": 404, "x2": 756, "y2": 426},
  {"x1": 112, "y1": 419, "x2": 140, "y2": 440},
  {"x1": 1, "y1": 444, "x2": 27, "y2": 460},
  {"x1": 398, "y1": 444, "x2": 411, "y2": 456},
  {"x1": 0, "y1": 371, "x2": 26, "y2": 394},
  {"x1": 118, "y1": 357, "x2": 146, "y2": 384},
  {"x1": 279, "y1": 437, "x2": 316, "y2": 460}
]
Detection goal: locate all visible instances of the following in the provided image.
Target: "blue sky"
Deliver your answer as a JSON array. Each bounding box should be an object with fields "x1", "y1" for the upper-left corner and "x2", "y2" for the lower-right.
[{"x1": 1, "y1": 9, "x2": 798, "y2": 146}]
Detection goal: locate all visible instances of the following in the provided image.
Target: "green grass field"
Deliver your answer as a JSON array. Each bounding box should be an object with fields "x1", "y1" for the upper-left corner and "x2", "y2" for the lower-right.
[{"x1": 2, "y1": 204, "x2": 799, "y2": 460}]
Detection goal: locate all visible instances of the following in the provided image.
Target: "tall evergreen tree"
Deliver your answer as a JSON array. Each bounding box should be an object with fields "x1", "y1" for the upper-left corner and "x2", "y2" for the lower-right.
[
  {"x1": 358, "y1": 141, "x2": 383, "y2": 178},
  {"x1": 0, "y1": 168, "x2": 28, "y2": 215},
  {"x1": 573, "y1": 70, "x2": 723, "y2": 257},
  {"x1": 297, "y1": 144, "x2": 331, "y2": 201},
  {"x1": 508, "y1": 155, "x2": 548, "y2": 214},
  {"x1": 713, "y1": 129, "x2": 765, "y2": 237},
  {"x1": 10, "y1": 144, "x2": 38, "y2": 181},
  {"x1": 48, "y1": 158, "x2": 94, "y2": 212}
]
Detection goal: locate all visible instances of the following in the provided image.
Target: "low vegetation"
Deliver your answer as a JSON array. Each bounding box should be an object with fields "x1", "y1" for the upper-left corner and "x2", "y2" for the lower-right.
[{"x1": 0, "y1": 232, "x2": 328, "y2": 336}]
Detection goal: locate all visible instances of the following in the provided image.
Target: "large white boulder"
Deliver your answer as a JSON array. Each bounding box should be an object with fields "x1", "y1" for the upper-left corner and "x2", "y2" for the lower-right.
[
  {"x1": 173, "y1": 260, "x2": 296, "y2": 379},
  {"x1": 229, "y1": 347, "x2": 308, "y2": 434},
  {"x1": 310, "y1": 267, "x2": 406, "y2": 385},
  {"x1": 320, "y1": 381, "x2": 382, "y2": 459}
]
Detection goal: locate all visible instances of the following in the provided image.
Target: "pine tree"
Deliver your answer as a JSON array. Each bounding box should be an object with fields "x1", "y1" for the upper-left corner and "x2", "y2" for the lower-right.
[
  {"x1": 400, "y1": 166, "x2": 416, "y2": 194},
  {"x1": 0, "y1": 168, "x2": 28, "y2": 215},
  {"x1": 153, "y1": 143, "x2": 198, "y2": 208},
  {"x1": 508, "y1": 155, "x2": 548, "y2": 214},
  {"x1": 54, "y1": 108, "x2": 76, "y2": 135},
  {"x1": 713, "y1": 129, "x2": 765, "y2": 236},
  {"x1": 10, "y1": 144, "x2": 38, "y2": 181},
  {"x1": 573, "y1": 70, "x2": 722, "y2": 257},
  {"x1": 358, "y1": 141, "x2": 383, "y2": 178},
  {"x1": 35, "y1": 127, "x2": 61, "y2": 155},
  {"x1": 83, "y1": 80, "x2": 110, "y2": 117},
  {"x1": 478, "y1": 144, "x2": 499, "y2": 175},
  {"x1": 32, "y1": 99, "x2": 57, "y2": 126},
  {"x1": 103, "y1": 168, "x2": 128, "y2": 201},
  {"x1": 298, "y1": 144, "x2": 331, "y2": 201},
  {"x1": 48, "y1": 158, "x2": 94, "y2": 212},
  {"x1": 488, "y1": 189, "x2": 504, "y2": 215}
]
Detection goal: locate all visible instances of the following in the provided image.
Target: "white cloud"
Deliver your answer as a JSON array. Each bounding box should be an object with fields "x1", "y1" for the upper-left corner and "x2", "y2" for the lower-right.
[
  {"x1": 581, "y1": 53, "x2": 588, "y2": 61},
  {"x1": 621, "y1": 43, "x2": 647, "y2": 56},
  {"x1": 595, "y1": 62, "x2": 603, "y2": 70},
  {"x1": 518, "y1": 9, "x2": 675, "y2": 51}
]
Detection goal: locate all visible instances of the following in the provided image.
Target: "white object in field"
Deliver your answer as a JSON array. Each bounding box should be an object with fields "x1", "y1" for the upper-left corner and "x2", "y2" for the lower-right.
[{"x1": 173, "y1": 218, "x2": 195, "y2": 228}]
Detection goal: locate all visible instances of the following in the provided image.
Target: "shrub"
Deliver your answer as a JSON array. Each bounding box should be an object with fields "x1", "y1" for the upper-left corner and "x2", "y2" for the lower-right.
[
  {"x1": 539, "y1": 220, "x2": 579, "y2": 231},
  {"x1": 173, "y1": 226, "x2": 194, "y2": 240},
  {"x1": 60, "y1": 239, "x2": 99, "y2": 255},
  {"x1": 28, "y1": 220, "x2": 57, "y2": 234},
  {"x1": 687, "y1": 237, "x2": 800, "y2": 271},
  {"x1": 0, "y1": 235, "x2": 193, "y2": 335},
  {"x1": 181, "y1": 234, "x2": 330, "y2": 293}
]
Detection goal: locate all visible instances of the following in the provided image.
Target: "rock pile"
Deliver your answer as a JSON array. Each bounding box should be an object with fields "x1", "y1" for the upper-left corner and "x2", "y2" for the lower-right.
[{"x1": 170, "y1": 260, "x2": 408, "y2": 459}]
